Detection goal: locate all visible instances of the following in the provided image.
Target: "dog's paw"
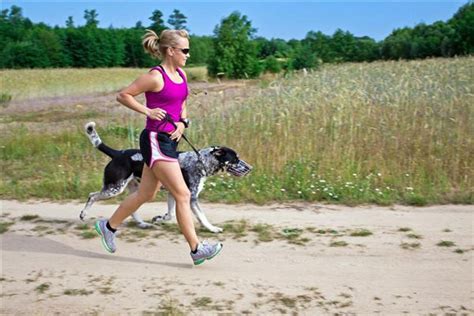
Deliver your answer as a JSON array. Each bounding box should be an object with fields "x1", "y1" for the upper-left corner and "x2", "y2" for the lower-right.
[
  {"x1": 137, "y1": 222, "x2": 153, "y2": 229},
  {"x1": 207, "y1": 226, "x2": 223, "y2": 233},
  {"x1": 79, "y1": 212, "x2": 86, "y2": 221},
  {"x1": 152, "y1": 213, "x2": 172, "y2": 223}
]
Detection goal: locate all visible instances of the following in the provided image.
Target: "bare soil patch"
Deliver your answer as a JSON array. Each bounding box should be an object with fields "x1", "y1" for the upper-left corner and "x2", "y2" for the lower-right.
[{"x1": 1, "y1": 200, "x2": 472, "y2": 315}]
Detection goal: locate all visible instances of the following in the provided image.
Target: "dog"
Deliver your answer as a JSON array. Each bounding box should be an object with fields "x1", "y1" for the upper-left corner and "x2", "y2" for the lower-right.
[{"x1": 80, "y1": 122, "x2": 252, "y2": 233}]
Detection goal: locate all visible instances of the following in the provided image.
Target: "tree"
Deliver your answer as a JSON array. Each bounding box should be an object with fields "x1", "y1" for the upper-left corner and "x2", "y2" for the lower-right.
[
  {"x1": 65, "y1": 16, "x2": 74, "y2": 28},
  {"x1": 449, "y1": 2, "x2": 474, "y2": 54},
  {"x1": 208, "y1": 11, "x2": 261, "y2": 79},
  {"x1": 168, "y1": 9, "x2": 188, "y2": 31},
  {"x1": 84, "y1": 9, "x2": 99, "y2": 28},
  {"x1": 149, "y1": 10, "x2": 166, "y2": 34},
  {"x1": 187, "y1": 35, "x2": 214, "y2": 65}
]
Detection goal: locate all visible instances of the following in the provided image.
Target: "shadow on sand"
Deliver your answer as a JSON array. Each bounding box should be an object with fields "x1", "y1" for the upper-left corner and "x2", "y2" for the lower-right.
[{"x1": 1, "y1": 233, "x2": 191, "y2": 269}]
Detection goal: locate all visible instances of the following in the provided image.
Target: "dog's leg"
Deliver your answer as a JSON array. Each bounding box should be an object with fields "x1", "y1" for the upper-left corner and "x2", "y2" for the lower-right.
[
  {"x1": 80, "y1": 175, "x2": 133, "y2": 221},
  {"x1": 79, "y1": 187, "x2": 125, "y2": 221},
  {"x1": 151, "y1": 193, "x2": 174, "y2": 224},
  {"x1": 79, "y1": 191, "x2": 102, "y2": 220},
  {"x1": 126, "y1": 178, "x2": 153, "y2": 229},
  {"x1": 190, "y1": 197, "x2": 223, "y2": 233}
]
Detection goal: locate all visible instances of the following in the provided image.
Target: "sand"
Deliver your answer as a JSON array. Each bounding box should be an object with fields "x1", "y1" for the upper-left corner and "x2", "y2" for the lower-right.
[{"x1": 1, "y1": 200, "x2": 473, "y2": 315}]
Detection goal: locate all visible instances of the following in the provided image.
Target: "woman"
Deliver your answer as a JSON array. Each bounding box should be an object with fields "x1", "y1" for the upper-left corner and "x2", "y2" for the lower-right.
[{"x1": 95, "y1": 29, "x2": 222, "y2": 266}]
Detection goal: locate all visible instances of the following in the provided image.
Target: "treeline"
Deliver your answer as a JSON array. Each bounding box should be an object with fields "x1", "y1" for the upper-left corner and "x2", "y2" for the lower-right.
[{"x1": 1, "y1": 3, "x2": 473, "y2": 77}]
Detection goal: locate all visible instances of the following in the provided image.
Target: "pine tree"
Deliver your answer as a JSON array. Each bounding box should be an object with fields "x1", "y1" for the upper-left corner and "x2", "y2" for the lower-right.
[{"x1": 167, "y1": 9, "x2": 188, "y2": 31}]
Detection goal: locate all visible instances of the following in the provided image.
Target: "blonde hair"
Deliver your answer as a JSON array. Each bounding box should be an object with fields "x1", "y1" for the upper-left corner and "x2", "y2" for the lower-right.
[{"x1": 142, "y1": 29, "x2": 189, "y2": 59}]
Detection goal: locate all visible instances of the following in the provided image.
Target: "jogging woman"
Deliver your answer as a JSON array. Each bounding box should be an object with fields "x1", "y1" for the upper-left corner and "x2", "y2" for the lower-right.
[{"x1": 95, "y1": 29, "x2": 222, "y2": 265}]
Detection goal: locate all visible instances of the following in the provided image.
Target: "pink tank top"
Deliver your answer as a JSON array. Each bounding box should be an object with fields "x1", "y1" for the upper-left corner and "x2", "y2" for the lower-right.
[{"x1": 145, "y1": 66, "x2": 188, "y2": 133}]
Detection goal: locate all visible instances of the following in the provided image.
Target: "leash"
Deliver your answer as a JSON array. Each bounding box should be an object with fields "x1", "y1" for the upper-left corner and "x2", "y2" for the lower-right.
[{"x1": 163, "y1": 114, "x2": 209, "y2": 176}]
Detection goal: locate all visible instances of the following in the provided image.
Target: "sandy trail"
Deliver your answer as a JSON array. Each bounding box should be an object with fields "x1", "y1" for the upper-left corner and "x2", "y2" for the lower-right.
[{"x1": 1, "y1": 200, "x2": 473, "y2": 315}]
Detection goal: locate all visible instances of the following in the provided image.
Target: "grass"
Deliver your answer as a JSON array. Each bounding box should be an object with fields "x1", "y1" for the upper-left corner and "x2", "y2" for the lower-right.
[
  {"x1": 1, "y1": 57, "x2": 473, "y2": 204},
  {"x1": 1, "y1": 66, "x2": 207, "y2": 101},
  {"x1": 35, "y1": 282, "x2": 51, "y2": 294},
  {"x1": 330, "y1": 240, "x2": 348, "y2": 247},
  {"x1": 349, "y1": 229, "x2": 373, "y2": 237},
  {"x1": 20, "y1": 214, "x2": 40, "y2": 221},
  {"x1": 436, "y1": 240, "x2": 456, "y2": 247},
  {"x1": 400, "y1": 242, "x2": 421, "y2": 250},
  {"x1": 63, "y1": 289, "x2": 93, "y2": 296},
  {"x1": 80, "y1": 230, "x2": 97, "y2": 239},
  {"x1": 406, "y1": 233, "x2": 423, "y2": 239},
  {"x1": 0, "y1": 221, "x2": 15, "y2": 234}
]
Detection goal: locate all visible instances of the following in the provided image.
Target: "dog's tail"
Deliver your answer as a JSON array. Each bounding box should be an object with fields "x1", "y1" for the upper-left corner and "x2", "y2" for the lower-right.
[{"x1": 84, "y1": 122, "x2": 121, "y2": 159}]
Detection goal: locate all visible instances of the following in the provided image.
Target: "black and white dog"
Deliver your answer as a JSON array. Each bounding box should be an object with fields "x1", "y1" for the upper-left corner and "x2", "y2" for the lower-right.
[{"x1": 80, "y1": 122, "x2": 252, "y2": 233}]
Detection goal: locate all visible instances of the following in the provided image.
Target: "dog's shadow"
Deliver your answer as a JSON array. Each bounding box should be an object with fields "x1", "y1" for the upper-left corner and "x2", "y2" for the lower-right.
[{"x1": 2, "y1": 233, "x2": 192, "y2": 269}]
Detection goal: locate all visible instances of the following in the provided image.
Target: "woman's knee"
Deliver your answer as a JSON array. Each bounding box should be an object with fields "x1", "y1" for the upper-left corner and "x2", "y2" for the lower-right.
[{"x1": 173, "y1": 188, "x2": 191, "y2": 203}]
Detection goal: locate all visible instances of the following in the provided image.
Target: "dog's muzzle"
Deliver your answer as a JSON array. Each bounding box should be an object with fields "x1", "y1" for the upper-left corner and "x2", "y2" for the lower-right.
[{"x1": 226, "y1": 160, "x2": 253, "y2": 177}]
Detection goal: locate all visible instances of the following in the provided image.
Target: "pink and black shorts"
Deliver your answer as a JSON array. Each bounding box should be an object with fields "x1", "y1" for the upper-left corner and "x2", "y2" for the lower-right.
[{"x1": 139, "y1": 129, "x2": 179, "y2": 168}]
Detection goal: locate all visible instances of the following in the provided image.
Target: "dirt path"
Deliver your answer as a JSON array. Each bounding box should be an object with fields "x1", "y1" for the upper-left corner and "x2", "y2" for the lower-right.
[{"x1": 1, "y1": 200, "x2": 473, "y2": 315}]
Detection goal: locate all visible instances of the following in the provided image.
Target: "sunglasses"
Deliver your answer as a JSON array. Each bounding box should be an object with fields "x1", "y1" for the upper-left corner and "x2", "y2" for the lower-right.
[{"x1": 173, "y1": 47, "x2": 190, "y2": 55}]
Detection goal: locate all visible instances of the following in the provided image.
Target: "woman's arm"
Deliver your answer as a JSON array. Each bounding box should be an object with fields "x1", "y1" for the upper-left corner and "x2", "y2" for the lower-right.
[{"x1": 116, "y1": 71, "x2": 166, "y2": 120}]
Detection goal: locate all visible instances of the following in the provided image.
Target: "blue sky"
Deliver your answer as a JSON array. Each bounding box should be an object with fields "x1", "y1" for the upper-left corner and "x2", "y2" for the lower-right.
[{"x1": 3, "y1": 1, "x2": 467, "y2": 41}]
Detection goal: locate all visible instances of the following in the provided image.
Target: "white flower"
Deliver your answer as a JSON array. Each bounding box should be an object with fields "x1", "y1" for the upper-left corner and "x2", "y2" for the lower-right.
[
  {"x1": 280, "y1": 188, "x2": 286, "y2": 192},
  {"x1": 297, "y1": 191, "x2": 302, "y2": 194},
  {"x1": 406, "y1": 187, "x2": 414, "y2": 191}
]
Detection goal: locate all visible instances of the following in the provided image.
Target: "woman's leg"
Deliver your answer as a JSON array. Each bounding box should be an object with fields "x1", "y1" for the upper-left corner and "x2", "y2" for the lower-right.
[
  {"x1": 108, "y1": 165, "x2": 160, "y2": 228},
  {"x1": 152, "y1": 161, "x2": 200, "y2": 250}
]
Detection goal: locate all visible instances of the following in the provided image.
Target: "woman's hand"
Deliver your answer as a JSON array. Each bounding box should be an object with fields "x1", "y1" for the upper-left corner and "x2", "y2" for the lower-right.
[
  {"x1": 146, "y1": 108, "x2": 167, "y2": 121},
  {"x1": 170, "y1": 122, "x2": 185, "y2": 142}
]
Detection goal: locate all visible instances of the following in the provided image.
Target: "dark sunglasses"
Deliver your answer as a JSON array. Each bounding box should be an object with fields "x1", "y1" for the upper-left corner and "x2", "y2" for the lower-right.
[{"x1": 173, "y1": 47, "x2": 190, "y2": 54}]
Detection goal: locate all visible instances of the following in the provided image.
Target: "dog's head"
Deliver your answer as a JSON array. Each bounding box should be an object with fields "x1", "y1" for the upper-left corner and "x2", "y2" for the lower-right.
[{"x1": 210, "y1": 146, "x2": 253, "y2": 177}]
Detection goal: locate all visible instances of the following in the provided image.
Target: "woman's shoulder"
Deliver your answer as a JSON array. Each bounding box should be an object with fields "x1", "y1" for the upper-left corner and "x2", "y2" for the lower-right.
[{"x1": 143, "y1": 69, "x2": 165, "y2": 90}]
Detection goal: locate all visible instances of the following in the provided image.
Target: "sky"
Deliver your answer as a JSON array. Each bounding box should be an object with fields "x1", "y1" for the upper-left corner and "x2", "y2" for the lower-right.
[{"x1": 2, "y1": 1, "x2": 467, "y2": 41}]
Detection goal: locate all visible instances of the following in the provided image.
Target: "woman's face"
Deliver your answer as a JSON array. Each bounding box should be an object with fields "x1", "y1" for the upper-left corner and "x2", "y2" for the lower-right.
[{"x1": 170, "y1": 37, "x2": 190, "y2": 67}]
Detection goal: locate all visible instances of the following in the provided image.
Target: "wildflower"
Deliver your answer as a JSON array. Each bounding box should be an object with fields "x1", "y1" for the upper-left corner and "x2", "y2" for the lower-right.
[
  {"x1": 297, "y1": 191, "x2": 302, "y2": 195},
  {"x1": 406, "y1": 187, "x2": 414, "y2": 191},
  {"x1": 280, "y1": 188, "x2": 286, "y2": 192},
  {"x1": 377, "y1": 173, "x2": 382, "y2": 177}
]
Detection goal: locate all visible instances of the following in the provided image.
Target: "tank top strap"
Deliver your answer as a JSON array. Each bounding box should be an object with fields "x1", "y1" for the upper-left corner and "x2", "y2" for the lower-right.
[
  {"x1": 149, "y1": 65, "x2": 171, "y2": 82},
  {"x1": 176, "y1": 67, "x2": 187, "y2": 83}
]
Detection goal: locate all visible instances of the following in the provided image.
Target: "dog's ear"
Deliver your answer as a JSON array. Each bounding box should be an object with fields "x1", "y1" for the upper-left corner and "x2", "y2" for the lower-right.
[{"x1": 211, "y1": 146, "x2": 224, "y2": 156}]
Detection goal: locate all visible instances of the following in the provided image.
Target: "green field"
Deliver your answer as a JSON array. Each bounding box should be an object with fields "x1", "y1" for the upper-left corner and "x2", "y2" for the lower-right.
[
  {"x1": 1, "y1": 58, "x2": 473, "y2": 205},
  {"x1": 0, "y1": 66, "x2": 208, "y2": 100}
]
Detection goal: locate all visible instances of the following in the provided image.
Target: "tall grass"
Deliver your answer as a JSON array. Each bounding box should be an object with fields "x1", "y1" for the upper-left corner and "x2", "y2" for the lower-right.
[
  {"x1": 1, "y1": 58, "x2": 472, "y2": 204},
  {"x1": 0, "y1": 66, "x2": 207, "y2": 100},
  {"x1": 185, "y1": 57, "x2": 473, "y2": 204}
]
